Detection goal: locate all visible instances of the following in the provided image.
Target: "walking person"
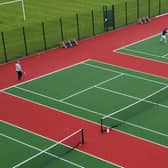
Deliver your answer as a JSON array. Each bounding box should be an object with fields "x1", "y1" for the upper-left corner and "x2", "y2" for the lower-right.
[{"x1": 15, "y1": 60, "x2": 23, "y2": 80}]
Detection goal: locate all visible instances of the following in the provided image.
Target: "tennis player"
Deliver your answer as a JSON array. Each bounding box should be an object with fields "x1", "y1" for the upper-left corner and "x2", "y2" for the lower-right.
[
  {"x1": 15, "y1": 60, "x2": 23, "y2": 80},
  {"x1": 160, "y1": 28, "x2": 168, "y2": 43}
]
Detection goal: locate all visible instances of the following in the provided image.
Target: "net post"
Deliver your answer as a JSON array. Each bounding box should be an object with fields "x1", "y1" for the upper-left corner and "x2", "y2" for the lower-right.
[
  {"x1": 81, "y1": 128, "x2": 85, "y2": 144},
  {"x1": 100, "y1": 118, "x2": 104, "y2": 133}
]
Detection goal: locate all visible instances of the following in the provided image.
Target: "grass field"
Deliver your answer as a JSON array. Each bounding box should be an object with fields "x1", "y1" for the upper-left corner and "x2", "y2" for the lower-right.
[
  {"x1": 0, "y1": 0, "x2": 168, "y2": 63},
  {"x1": 3, "y1": 59, "x2": 168, "y2": 148},
  {"x1": 0, "y1": 0, "x2": 118, "y2": 31},
  {"x1": 0, "y1": 0, "x2": 168, "y2": 31}
]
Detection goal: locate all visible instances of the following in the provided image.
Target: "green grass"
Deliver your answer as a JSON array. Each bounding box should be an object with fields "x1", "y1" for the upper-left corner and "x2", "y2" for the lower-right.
[
  {"x1": 4, "y1": 59, "x2": 168, "y2": 147},
  {"x1": 0, "y1": 0, "x2": 167, "y2": 31},
  {"x1": 117, "y1": 34, "x2": 168, "y2": 63},
  {"x1": 0, "y1": 0, "x2": 120, "y2": 31},
  {"x1": 0, "y1": 121, "x2": 119, "y2": 168},
  {"x1": 0, "y1": 0, "x2": 168, "y2": 63}
]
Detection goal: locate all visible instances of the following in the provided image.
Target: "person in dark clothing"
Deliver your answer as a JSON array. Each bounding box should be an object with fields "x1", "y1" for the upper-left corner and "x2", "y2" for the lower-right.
[{"x1": 160, "y1": 28, "x2": 168, "y2": 43}]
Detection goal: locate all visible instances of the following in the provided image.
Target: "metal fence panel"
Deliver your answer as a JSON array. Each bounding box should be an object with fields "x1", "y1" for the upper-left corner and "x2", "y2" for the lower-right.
[
  {"x1": 78, "y1": 12, "x2": 92, "y2": 39},
  {"x1": 61, "y1": 15, "x2": 78, "y2": 42},
  {"x1": 44, "y1": 19, "x2": 62, "y2": 49},
  {"x1": 3, "y1": 28, "x2": 25, "y2": 61},
  {"x1": 0, "y1": 0, "x2": 168, "y2": 63},
  {"x1": 91, "y1": 9, "x2": 104, "y2": 35},
  {"x1": 25, "y1": 23, "x2": 44, "y2": 55},
  {"x1": 115, "y1": 3, "x2": 126, "y2": 28}
]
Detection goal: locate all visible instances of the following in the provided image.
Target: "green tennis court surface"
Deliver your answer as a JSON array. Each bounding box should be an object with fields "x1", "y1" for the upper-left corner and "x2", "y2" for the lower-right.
[
  {"x1": 117, "y1": 34, "x2": 168, "y2": 63},
  {"x1": 0, "y1": 121, "x2": 119, "y2": 168},
  {"x1": 4, "y1": 59, "x2": 168, "y2": 147}
]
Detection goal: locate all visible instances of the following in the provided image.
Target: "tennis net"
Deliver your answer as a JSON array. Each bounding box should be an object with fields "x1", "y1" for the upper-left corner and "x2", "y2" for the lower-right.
[
  {"x1": 13, "y1": 128, "x2": 85, "y2": 168},
  {"x1": 101, "y1": 85, "x2": 168, "y2": 133}
]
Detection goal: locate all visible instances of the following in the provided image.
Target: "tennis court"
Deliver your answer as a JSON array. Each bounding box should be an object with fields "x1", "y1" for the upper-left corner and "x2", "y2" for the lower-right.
[
  {"x1": 0, "y1": 120, "x2": 120, "y2": 168},
  {"x1": 116, "y1": 33, "x2": 168, "y2": 63},
  {"x1": 1, "y1": 13, "x2": 168, "y2": 167},
  {"x1": 3, "y1": 59, "x2": 168, "y2": 148}
]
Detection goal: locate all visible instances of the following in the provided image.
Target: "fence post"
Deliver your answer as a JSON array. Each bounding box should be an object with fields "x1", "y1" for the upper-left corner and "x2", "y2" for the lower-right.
[
  {"x1": 1, "y1": 32, "x2": 7, "y2": 62},
  {"x1": 42, "y1": 22, "x2": 47, "y2": 50},
  {"x1": 158, "y1": 0, "x2": 161, "y2": 14},
  {"x1": 59, "y1": 17, "x2": 64, "y2": 41},
  {"x1": 148, "y1": 0, "x2": 151, "y2": 18},
  {"x1": 137, "y1": 0, "x2": 139, "y2": 19},
  {"x1": 125, "y1": 2, "x2": 128, "y2": 25},
  {"x1": 112, "y1": 4, "x2": 115, "y2": 30},
  {"x1": 76, "y1": 13, "x2": 80, "y2": 40},
  {"x1": 103, "y1": 5, "x2": 108, "y2": 32},
  {"x1": 22, "y1": 27, "x2": 28, "y2": 56},
  {"x1": 91, "y1": 10, "x2": 95, "y2": 36}
]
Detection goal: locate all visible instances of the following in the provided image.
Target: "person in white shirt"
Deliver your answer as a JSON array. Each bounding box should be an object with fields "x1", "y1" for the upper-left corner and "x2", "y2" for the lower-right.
[{"x1": 15, "y1": 60, "x2": 23, "y2": 80}]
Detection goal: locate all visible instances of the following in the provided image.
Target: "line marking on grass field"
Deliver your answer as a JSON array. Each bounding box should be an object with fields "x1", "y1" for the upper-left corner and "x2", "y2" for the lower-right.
[
  {"x1": 83, "y1": 62, "x2": 168, "y2": 86},
  {"x1": 4, "y1": 60, "x2": 168, "y2": 140},
  {"x1": 2, "y1": 60, "x2": 168, "y2": 149},
  {"x1": 102, "y1": 84, "x2": 168, "y2": 119},
  {"x1": 162, "y1": 53, "x2": 168, "y2": 58},
  {"x1": 61, "y1": 73, "x2": 124, "y2": 101},
  {"x1": 113, "y1": 33, "x2": 159, "y2": 52},
  {"x1": 13, "y1": 81, "x2": 168, "y2": 139},
  {"x1": 96, "y1": 86, "x2": 168, "y2": 110},
  {"x1": 1, "y1": 121, "x2": 123, "y2": 168},
  {"x1": 0, "y1": 59, "x2": 90, "y2": 92},
  {"x1": 113, "y1": 33, "x2": 168, "y2": 63},
  {"x1": 119, "y1": 48, "x2": 168, "y2": 60},
  {"x1": 1, "y1": 132, "x2": 85, "y2": 168},
  {"x1": 3, "y1": 88, "x2": 168, "y2": 150},
  {"x1": 14, "y1": 86, "x2": 104, "y2": 117},
  {"x1": 121, "y1": 48, "x2": 165, "y2": 58}
]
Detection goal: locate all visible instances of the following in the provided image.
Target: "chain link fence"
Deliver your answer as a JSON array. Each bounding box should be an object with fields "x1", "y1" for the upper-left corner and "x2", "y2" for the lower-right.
[{"x1": 0, "y1": 0, "x2": 168, "y2": 63}]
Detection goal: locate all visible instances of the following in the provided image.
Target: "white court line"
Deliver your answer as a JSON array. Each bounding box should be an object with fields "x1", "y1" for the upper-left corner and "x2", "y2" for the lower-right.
[
  {"x1": 83, "y1": 62, "x2": 168, "y2": 86},
  {"x1": 3, "y1": 90, "x2": 168, "y2": 150},
  {"x1": 13, "y1": 84, "x2": 168, "y2": 139},
  {"x1": 0, "y1": 121, "x2": 123, "y2": 168},
  {"x1": 90, "y1": 57, "x2": 168, "y2": 80},
  {"x1": 4, "y1": 60, "x2": 168, "y2": 139},
  {"x1": 104, "y1": 116, "x2": 168, "y2": 137},
  {"x1": 114, "y1": 33, "x2": 168, "y2": 60},
  {"x1": 113, "y1": 33, "x2": 160, "y2": 52},
  {"x1": 61, "y1": 73, "x2": 124, "y2": 101},
  {"x1": 14, "y1": 86, "x2": 104, "y2": 117},
  {"x1": 122, "y1": 48, "x2": 167, "y2": 58},
  {"x1": 102, "y1": 84, "x2": 168, "y2": 119},
  {"x1": 11, "y1": 129, "x2": 85, "y2": 168},
  {"x1": 120, "y1": 48, "x2": 168, "y2": 59},
  {"x1": 0, "y1": 59, "x2": 90, "y2": 92},
  {"x1": 96, "y1": 86, "x2": 168, "y2": 110},
  {"x1": 2, "y1": 60, "x2": 168, "y2": 149},
  {"x1": 155, "y1": 12, "x2": 168, "y2": 18},
  {"x1": 1, "y1": 133, "x2": 85, "y2": 168},
  {"x1": 162, "y1": 53, "x2": 168, "y2": 58}
]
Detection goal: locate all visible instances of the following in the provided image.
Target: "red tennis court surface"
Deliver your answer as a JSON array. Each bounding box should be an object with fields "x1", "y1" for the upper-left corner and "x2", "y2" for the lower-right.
[{"x1": 1, "y1": 14, "x2": 168, "y2": 168}]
